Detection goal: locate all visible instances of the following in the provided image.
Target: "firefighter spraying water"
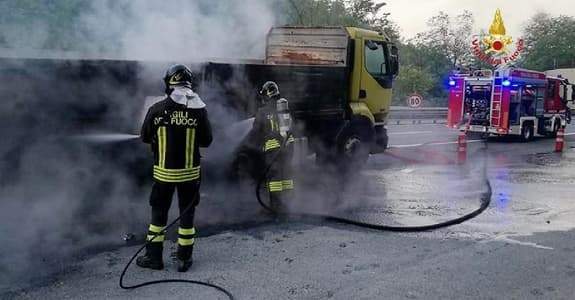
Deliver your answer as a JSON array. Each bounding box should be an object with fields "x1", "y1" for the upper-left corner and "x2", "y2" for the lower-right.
[
  {"x1": 244, "y1": 81, "x2": 295, "y2": 211},
  {"x1": 136, "y1": 64, "x2": 213, "y2": 273}
]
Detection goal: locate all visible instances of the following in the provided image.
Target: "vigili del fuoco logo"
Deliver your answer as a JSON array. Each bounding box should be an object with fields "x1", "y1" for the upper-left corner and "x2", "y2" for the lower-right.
[{"x1": 471, "y1": 9, "x2": 524, "y2": 66}]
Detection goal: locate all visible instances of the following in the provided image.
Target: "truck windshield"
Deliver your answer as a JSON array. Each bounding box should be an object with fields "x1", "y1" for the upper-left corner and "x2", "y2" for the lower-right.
[{"x1": 365, "y1": 40, "x2": 387, "y2": 78}]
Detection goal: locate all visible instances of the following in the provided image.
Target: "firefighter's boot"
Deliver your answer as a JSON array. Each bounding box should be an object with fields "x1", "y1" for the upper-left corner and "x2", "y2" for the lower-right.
[
  {"x1": 136, "y1": 243, "x2": 164, "y2": 270},
  {"x1": 176, "y1": 246, "x2": 194, "y2": 272}
]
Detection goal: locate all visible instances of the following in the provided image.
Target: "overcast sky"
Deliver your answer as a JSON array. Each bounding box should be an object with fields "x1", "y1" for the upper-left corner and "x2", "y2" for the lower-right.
[{"x1": 384, "y1": 0, "x2": 575, "y2": 39}]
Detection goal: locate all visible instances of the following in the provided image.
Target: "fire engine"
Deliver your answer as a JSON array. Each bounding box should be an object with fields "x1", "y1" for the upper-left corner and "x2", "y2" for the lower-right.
[{"x1": 447, "y1": 67, "x2": 573, "y2": 141}]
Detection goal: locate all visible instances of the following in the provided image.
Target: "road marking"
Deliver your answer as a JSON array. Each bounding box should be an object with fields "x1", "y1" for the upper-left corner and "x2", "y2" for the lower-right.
[
  {"x1": 388, "y1": 131, "x2": 433, "y2": 135},
  {"x1": 390, "y1": 139, "x2": 484, "y2": 149},
  {"x1": 564, "y1": 132, "x2": 575, "y2": 136},
  {"x1": 483, "y1": 235, "x2": 554, "y2": 250}
]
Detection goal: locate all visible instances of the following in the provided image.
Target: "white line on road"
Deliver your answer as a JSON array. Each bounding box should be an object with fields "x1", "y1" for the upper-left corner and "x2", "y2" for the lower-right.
[
  {"x1": 388, "y1": 131, "x2": 433, "y2": 135},
  {"x1": 390, "y1": 140, "x2": 484, "y2": 149}
]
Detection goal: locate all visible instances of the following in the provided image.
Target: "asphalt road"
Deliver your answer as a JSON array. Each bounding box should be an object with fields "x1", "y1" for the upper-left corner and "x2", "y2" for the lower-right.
[{"x1": 6, "y1": 123, "x2": 575, "y2": 299}]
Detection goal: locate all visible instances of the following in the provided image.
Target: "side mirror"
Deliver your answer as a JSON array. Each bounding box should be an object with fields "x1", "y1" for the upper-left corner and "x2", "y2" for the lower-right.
[{"x1": 389, "y1": 45, "x2": 399, "y2": 77}]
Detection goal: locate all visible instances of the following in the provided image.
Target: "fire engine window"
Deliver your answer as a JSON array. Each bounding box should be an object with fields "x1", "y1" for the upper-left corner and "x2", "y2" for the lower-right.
[
  {"x1": 365, "y1": 40, "x2": 387, "y2": 77},
  {"x1": 510, "y1": 90, "x2": 520, "y2": 103},
  {"x1": 536, "y1": 87, "x2": 545, "y2": 116},
  {"x1": 521, "y1": 86, "x2": 536, "y2": 116},
  {"x1": 547, "y1": 81, "x2": 556, "y2": 98},
  {"x1": 559, "y1": 84, "x2": 566, "y2": 101},
  {"x1": 510, "y1": 91, "x2": 520, "y2": 125}
]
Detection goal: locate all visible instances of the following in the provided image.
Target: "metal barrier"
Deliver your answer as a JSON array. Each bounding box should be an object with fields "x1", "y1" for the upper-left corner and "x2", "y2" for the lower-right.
[{"x1": 388, "y1": 106, "x2": 447, "y2": 125}]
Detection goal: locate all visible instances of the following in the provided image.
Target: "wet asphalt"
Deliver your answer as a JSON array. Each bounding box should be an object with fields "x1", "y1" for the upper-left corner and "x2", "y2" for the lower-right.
[{"x1": 6, "y1": 123, "x2": 575, "y2": 299}]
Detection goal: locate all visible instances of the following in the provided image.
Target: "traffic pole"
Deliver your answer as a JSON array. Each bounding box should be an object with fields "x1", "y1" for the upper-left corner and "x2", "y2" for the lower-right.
[
  {"x1": 555, "y1": 127, "x2": 565, "y2": 153},
  {"x1": 457, "y1": 130, "x2": 467, "y2": 164}
]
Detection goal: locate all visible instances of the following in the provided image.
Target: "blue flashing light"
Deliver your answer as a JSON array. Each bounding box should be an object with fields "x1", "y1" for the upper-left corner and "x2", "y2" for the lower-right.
[
  {"x1": 502, "y1": 79, "x2": 511, "y2": 87},
  {"x1": 448, "y1": 80, "x2": 456, "y2": 86}
]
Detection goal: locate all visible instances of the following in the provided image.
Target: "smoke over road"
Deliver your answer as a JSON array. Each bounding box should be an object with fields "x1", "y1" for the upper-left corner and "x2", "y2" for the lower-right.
[{"x1": 0, "y1": 0, "x2": 275, "y2": 294}]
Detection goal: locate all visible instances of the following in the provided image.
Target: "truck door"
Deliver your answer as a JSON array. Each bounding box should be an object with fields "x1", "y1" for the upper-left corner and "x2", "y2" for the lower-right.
[{"x1": 360, "y1": 39, "x2": 393, "y2": 118}]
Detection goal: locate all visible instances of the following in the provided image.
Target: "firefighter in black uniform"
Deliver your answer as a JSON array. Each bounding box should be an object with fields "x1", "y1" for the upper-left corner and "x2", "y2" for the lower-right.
[
  {"x1": 251, "y1": 81, "x2": 295, "y2": 211},
  {"x1": 137, "y1": 64, "x2": 212, "y2": 272}
]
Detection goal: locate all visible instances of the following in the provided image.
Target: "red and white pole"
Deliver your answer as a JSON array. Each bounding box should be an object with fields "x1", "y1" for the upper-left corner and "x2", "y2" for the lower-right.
[{"x1": 555, "y1": 127, "x2": 565, "y2": 153}]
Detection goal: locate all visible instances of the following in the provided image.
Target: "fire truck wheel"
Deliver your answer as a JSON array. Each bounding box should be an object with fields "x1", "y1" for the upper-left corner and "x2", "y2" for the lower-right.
[{"x1": 521, "y1": 123, "x2": 534, "y2": 142}]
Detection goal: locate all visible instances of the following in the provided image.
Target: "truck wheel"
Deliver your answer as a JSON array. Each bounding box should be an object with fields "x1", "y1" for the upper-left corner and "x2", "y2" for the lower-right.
[
  {"x1": 521, "y1": 123, "x2": 534, "y2": 142},
  {"x1": 337, "y1": 119, "x2": 373, "y2": 169}
]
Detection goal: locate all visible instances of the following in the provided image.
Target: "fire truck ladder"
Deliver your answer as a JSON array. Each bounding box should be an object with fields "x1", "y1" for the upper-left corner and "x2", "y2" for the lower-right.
[{"x1": 491, "y1": 78, "x2": 503, "y2": 127}]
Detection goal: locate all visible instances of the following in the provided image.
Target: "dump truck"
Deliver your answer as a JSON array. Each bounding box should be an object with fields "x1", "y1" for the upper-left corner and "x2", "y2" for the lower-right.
[{"x1": 204, "y1": 26, "x2": 399, "y2": 169}]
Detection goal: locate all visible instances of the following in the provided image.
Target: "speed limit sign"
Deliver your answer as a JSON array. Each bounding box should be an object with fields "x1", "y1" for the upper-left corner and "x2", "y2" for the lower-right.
[{"x1": 407, "y1": 93, "x2": 423, "y2": 108}]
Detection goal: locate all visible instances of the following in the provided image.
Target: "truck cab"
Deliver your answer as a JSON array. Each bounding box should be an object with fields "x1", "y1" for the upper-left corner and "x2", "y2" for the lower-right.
[{"x1": 346, "y1": 28, "x2": 399, "y2": 154}]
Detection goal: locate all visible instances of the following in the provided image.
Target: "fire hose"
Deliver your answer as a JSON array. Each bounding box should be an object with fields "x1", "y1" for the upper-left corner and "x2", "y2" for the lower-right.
[
  {"x1": 119, "y1": 195, "x2": 235, "y2": 300},
  {"x1": 256, "y1": 136, "x2": 492, "y2": 232},
  {"x1": 119, "y1": 133, "x2": 490, "y2": 299}
]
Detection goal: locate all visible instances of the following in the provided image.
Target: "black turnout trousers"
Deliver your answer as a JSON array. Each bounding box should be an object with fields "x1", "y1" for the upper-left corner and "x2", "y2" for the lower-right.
[{"x1": 147, "y1": 180, "x2": 200, "y2": 260}]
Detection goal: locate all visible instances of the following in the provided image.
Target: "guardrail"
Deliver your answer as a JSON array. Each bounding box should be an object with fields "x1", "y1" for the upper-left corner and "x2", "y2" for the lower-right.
[{"x1": 388, "y1": 106, "x2": 447, "y2": 125}]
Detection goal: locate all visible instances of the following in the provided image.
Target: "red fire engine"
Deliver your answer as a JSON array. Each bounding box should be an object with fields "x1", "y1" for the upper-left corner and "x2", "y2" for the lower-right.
[{"x1": 447, "y1": 67, "x2": 572, "y2": 141}]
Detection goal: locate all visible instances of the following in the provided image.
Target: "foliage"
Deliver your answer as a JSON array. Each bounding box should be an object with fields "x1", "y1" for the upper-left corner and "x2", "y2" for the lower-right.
[
  {"x1": 3, "y1": 1, "x2": 574, "y2": 106},
  {"x1": 521, "y1": 13, "x2": 575, "y2": 71},
  {"x1": 393, "y1": 10, "x2": 478, "y2": 105},
  {"x1": 279, "y1": 0, "x2": 400, "y2": 41},
  {"x1": 393, "y1": 65, "x2": 436, "y2": 105},
  {"x1": 411, "y1": 10, "x2": 475, "y2": 69}
]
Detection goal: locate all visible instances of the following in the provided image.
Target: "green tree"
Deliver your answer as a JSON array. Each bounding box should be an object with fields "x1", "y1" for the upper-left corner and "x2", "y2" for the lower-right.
[
  {"x1": 412, "y1": 10, "x2": 474, "y2": 69},
  {"x1": 279, "y1": 0, "x2": 399, "y2": 41},
  {"x1": 393, "y1": 65, "x2": 435, "y2": 106},
  {"x1": 521, "y1": 13, "x2": 575, "y2": 70},
  {"x1": 395, "y1": 10, "x2": 476, "y2": 106}
]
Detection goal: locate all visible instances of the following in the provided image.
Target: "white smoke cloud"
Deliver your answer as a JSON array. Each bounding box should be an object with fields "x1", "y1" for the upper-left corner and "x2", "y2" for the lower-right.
[
  {"x1": 0, "y1": 0, "x2": 276, "y2": 294},
  {"x1": 82, "y1": 0, "x2": 275, "y2": 60}
]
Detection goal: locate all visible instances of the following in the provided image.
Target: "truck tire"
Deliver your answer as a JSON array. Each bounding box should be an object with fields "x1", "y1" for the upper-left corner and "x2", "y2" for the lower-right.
[
  {"x1": 336, "y1": 118, "x2": 374, "y2": 170},
  {"x1": 372, "y1": 125, "x2": 388, "y2": 153},
  {"x1": 521, "y1": 123, "x2": 534, "y2": 142}
]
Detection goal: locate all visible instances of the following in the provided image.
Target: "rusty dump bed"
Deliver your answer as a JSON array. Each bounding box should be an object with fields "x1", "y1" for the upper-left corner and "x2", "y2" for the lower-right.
[{"x1": 265, "y1": 27, "x2": 349, "y2": 66}]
